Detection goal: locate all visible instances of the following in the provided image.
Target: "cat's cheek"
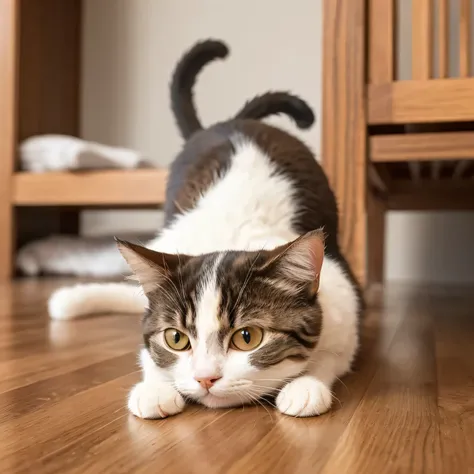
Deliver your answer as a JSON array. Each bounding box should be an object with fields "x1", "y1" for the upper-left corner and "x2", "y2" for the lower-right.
[{"x1": 221, "y1": 350, "x2": 255, "y2": 380}]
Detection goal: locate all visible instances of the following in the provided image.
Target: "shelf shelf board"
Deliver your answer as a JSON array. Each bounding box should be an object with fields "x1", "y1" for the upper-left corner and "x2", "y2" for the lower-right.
[{"x1": 12, "y1": 169, "x2": 168, "y2": 206}]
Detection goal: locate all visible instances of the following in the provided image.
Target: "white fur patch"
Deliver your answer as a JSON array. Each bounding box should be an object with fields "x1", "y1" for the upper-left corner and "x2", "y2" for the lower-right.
[
  {"x1": 195, "y1": 258, "x2": 223, "y2": 339},
  {"x1": 45, "y1": 138, "x2": 360, "y2": 419},
  {"x1": 192, "y1": 256, "x2": 224, "y2": 379},
  {"x1": 147, "y1": 140, "x2": 300, "y2": 256}
]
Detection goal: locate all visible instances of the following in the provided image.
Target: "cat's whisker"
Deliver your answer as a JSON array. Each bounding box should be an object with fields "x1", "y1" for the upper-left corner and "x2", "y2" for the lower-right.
[
  {"x1": 229, "y1": 390, "x2": 245, "y2": 408},
  {"x1": 159, "y1": 274, "x2": 183, "y2": 307},
  {"x1": 148, "y1": 284, "x2": 180, "y2": 310},
  {"x1": 254, "y1": 377, "x2": 294, "y2": 383},
  {"x1": 242, "y1": 390, "x2": 275, "y2": 421},
  {"x1": 236, "y1": 392, "x2": 247, "y2": 412},
  {"x1": 244, "y1": 388, "x2": 279, "y2": 410},
  {"x1": 334, "y1": 375, "x2": 350, "y2": 393},
  {"x1": 313, "y1": 349, "x2": 340, "y2": 357},
  {"x1": 248, "y1": 384, "x2": 285, "y2": 394},
  {"x1": 331, "y1": 392, "x2": 343, "y2": 409},
  {"x1": 217, "y1": 408, "x2": 236, "y2": 422}
]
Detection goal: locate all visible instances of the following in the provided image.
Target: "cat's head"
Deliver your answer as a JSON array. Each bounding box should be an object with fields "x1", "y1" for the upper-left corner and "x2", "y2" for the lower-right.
[{"x1": 117, "y1": 230, "x2": 324, "y2": 408}]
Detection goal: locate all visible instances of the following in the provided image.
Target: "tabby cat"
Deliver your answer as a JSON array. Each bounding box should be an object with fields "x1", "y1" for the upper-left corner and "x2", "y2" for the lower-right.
[{"x1": 49, "y1": 39, "x2": 362, "y2": 418}]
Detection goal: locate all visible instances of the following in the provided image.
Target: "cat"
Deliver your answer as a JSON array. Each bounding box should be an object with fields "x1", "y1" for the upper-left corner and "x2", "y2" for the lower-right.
[{"x1": 48, "y1": 39, "x2": 362, "y2": 419}]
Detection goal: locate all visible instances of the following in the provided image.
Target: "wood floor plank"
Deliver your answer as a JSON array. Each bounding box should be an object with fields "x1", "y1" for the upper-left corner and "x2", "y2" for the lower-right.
[
  {"x1": 37, "y1": 408, "x2": 250, "y2": 474},
  {"x1": 320, "y1": 290, "x2": 442, "y2": 474},
  {"x1": 0, "y1": 337, "x2": 138, "y2": 394},
  {"x1": 0, "y1": 352, "x2": 137, "y2": 423},
  {"x1": 0, "y1": 372, "x2": 140, "y2": 470},
  {"x1": 0, "y1": 280, "x2": 472, "y2": 473},
  {"x1": 432, "y1": 290, "x2": 474, "y2": 472}
]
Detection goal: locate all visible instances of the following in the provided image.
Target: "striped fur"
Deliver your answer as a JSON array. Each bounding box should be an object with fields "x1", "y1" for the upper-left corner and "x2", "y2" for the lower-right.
[{"x1": 50, "y1": 38, "x2": 361, "y2": 419}]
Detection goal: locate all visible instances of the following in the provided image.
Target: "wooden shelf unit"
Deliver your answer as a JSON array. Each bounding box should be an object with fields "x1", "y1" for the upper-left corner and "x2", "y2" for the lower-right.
[{"x1": 0, "y1": 0, "x2": 167, "y2": 281}]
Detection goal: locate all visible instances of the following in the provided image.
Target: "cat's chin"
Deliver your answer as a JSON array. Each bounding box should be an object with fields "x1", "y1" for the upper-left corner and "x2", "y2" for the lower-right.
[{"x1": 199, "y1": 392, "x2": 249, "y2": 409}]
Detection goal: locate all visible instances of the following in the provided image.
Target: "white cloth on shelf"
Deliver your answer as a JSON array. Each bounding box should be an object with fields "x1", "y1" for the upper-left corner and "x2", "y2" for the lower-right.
[
  {"x1": 20, "y1": 135, "x2": 152, "y2": 172},
  {"x1": 16, "y1": 234, "x2": 154, "y2": 277}
]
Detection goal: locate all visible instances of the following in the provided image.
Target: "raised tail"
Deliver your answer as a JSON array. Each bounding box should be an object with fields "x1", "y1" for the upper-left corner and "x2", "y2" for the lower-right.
[
  {"x1": 235, "y1": 92, "x2": 315, "y2": 129},
  {"x1": 171, "y1": 39, "x2": 316, "y2": 139},
  {"x1": 170, "y1": 39, "x2": 229, "y2": 139},
  {"x1": 48, "y1": 282, "x2": 147, "y2": 320}
]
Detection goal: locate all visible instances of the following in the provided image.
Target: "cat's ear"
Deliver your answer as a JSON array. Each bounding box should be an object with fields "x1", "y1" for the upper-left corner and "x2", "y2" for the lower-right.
[
  {"x1": 262, "y1": 230, "x2": 325, "y2": 294},
  {"x1": 115, "y1": 239, "x2": 190, "y2": 294}
]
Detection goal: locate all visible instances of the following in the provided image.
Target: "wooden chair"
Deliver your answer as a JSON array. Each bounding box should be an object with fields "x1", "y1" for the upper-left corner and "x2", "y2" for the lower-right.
[
  {"x1": 0, "y1": 0, "x2": 168, "y2": 281},
  {"x1": 322, "y1": 0, "x2": 474, "y2": 288}
]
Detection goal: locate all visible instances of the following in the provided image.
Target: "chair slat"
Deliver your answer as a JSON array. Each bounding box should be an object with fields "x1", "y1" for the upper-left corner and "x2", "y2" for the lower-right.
[
  {"x1": 412, "y1": 0, "x2": 433, "y2": 80},
  {"x1": 369, "y1": 0, "x2": 395, "y2": 84},
  {"x1": 460, "y1": 0, "x2": 471, "y2": 77},
  {"x1": 438, "y1": 0, "x2": 449, "y2": 78}
]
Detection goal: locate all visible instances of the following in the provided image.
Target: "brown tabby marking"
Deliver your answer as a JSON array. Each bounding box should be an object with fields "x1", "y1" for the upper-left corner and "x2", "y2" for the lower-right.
[{"x1": 135, "y1": 247, "x2": 323, "y2": 370}]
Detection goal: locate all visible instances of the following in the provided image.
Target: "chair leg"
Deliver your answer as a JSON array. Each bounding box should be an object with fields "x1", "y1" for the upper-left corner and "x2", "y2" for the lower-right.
[{"x1": 367, "y1": 191, "x2": 386, "y2": 286}]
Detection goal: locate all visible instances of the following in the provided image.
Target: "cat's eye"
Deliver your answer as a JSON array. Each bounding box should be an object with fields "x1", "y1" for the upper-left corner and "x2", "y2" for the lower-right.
[
  {"x1": 164, "y1": 328, "x2": 190, "y2": 351},
  {"x1": 230, "y1": 327, "x2": 263, "y2": 351}
]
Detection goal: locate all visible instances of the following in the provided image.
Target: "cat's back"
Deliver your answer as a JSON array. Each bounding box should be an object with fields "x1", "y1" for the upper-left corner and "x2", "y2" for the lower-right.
[{"x1": 164, "y1": 119, "x2": 340, "y2": 256}]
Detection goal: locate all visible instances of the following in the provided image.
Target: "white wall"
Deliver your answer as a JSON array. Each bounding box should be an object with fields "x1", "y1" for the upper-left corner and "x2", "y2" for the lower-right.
[{"x1": 81, "y1": 0, "x2": 474, "y2": 284}]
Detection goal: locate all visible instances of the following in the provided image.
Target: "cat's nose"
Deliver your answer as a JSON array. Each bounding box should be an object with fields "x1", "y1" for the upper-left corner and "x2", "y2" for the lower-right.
[{"x1": 194, "y1": 376, "x2": 222, "y2": 390}]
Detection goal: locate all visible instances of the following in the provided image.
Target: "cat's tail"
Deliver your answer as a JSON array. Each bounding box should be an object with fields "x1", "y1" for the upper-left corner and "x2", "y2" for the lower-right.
[
  {"x1": 171, "y1": 39, "x2": 316, "y2": 139},
  {"x1": 170, "y1": 39, "x2": 229, "y2": 139},
  {"x1": 48, "y1": 282, "x2": 147, "y2": 320},
  {"x1": 234, "y1": 92, "x2": 315, "y2": 129}
]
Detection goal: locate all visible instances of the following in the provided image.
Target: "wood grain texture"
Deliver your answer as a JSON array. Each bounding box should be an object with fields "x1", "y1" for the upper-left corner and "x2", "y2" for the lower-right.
[
  {"x1": 17, "y1": 0, "x2": 81, "y2": 142},
  {"x1": 368, "y1": 79, "x2": 474, "y2": 124},
  {"x1": 0, "y1": 279, "x2": 473, "y2": 473},
  {"x1": 367, "y1": 192, "x2": 386, "y2": 285},
  {"x1": 321, "y1": 287, "x2": 441, "y2": 474},
  {"x1": 370, "y1": 132, "x2": 474, "y2": 162},
  {"x1": 459, "y1": 0, "x2": 471, "y2": 78},
  {"x1": 0, "y1": 0, "x2": 18, "y2": 282},
  {"x1": 368, "y1": 0, "x2": 395, "y2": 84},
  {"x1": 322, "y1": 0, "x2": 367, "y2": 286},
  {"x1": 13, "y1": 169, "x2": 168, "y2": 206},
  {"x1": 412, "y1": 0, "x2": 433, "y2": 80},
  {"x1": 432, "y1": 288, "x2": 474, "y2": 472},
  {"x1": 388, "y1": 180, "x2": 474, "y2": 210},
  {"x1": 438, "y1": 0, "x2": 449, "y2": 78}
]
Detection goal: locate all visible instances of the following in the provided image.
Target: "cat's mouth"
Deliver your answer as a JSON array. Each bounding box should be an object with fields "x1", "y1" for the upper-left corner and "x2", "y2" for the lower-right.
[{"x1": 200, "y1": 391, "x2": 248, "y2": 408}]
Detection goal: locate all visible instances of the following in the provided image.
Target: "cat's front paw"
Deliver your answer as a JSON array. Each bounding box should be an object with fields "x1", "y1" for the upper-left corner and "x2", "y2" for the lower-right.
[
  {"x1": 276, "y1": 376, "x2": 332, "y2": 417},
  {"x1": 128, "y1": 382, "x2": 185, "y2": 419}
]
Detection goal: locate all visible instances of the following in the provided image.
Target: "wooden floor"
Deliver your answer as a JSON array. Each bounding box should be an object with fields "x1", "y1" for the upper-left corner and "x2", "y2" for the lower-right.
[{"x1": 0, "y1": 279, "x2": 473, "y2": 473}]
